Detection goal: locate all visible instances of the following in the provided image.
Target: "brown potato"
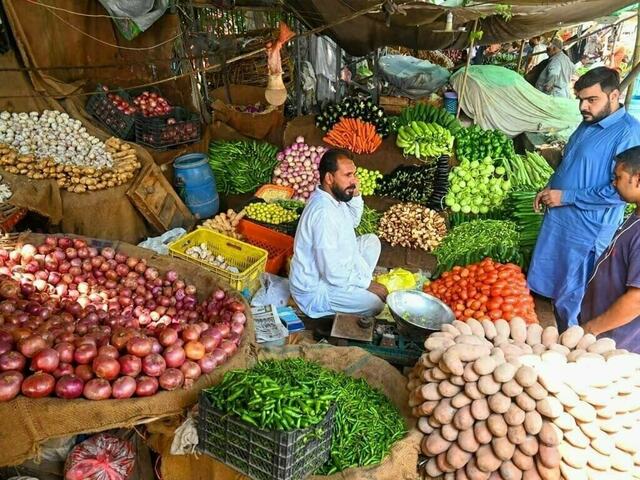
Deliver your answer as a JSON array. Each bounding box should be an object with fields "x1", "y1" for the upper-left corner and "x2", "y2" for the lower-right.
[
  {"x1": 446, "y1": 442, "x2": 472, "y2": 469},
  {"x1": 442, "y1": 422, "x2": 459, "y2": 442},
  {"x1": 504, "y1": 404, "x2": 526, "y2": 426},
  {"x1": 471, "y1": 398, "x2": 491, "y2": 421},
  {"x1": 519, "y1": 435, "x2": 539, "y2": 456},
  {"x1": 491, "y1": 435, "x2": 516, "y2": 461},
  {"x1": 458, "y1": 427, "x2": 481, "y2": 453},
  {"x1": 454, "y1": 405, "x2": 475, "y2": 431},
  {"x1": 515, "y1": 392, "x2": 536, "y2": 412},
  {"x1": 541, "y1": 326, "x2": 559, "y2": 348},
  {"x1": 502, "y1": 379, "x2": 524, "y2": 397},
  {"x1": 479, "y1": 374, "x2": 502, "y2": 395},
  {"x1": 500, "y1": 460, "x2": 523, "y2": 480},
  {"x1": 487, "y1": 413, "x2": 508, "y2": 437},
  {"x1": 488, "y1": 392, "x2": 512, "y2": 414},
  {"x1": 539, "y1": 421, "x2": 561, "y2": 446},
  {"x1": 476, "y1": 444, "x2": 503, "y2": 473},
  {"x1": 538, "y1": 443, "x2": 561, "y2": 468},
  {"x1": 507, "y1": 424, "x2": 527, "y2": 445},
  {"x1": 494, "y1": 362, "x2": 518, "y2": 384},
  {"x1": 523, "y1": 410, "x2": 542, "y2": 435},
  {"x1": 474, "y1": 420, "x2": 493, "y2": 445},
  {"x1": 452, "y1": 392, "x2": 473, "y2": 409},
  {"x1": 424, "y1": 429, "x2": 451, "y2": 456}
]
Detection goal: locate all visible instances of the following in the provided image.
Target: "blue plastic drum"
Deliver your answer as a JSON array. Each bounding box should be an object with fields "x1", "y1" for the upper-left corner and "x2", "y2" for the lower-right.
[
  {"x1": 174, "y1": 153, "x2": 219, "y2": 219},
  {"x1": 444, "y1": 91, "x2": 458, "y2": 115}
]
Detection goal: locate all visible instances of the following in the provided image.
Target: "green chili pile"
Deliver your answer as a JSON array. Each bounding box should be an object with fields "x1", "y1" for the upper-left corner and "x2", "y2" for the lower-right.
[
  {"x1": 203, "y1": 358, "x2": 406, "y2": 475},
  {"x1": 434, "y1": 219, "x2": 522, "y2": 273},
  {"x1": 208, "y1": 140, "x2": 279, "y2": 194}
]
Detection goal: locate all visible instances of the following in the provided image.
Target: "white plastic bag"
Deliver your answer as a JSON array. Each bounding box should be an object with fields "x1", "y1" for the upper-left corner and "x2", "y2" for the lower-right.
[
  {"x1": 137, "y1": 228, "x2": 186, "y2": 255},
  {"x1": 251, "y1": 273, "x2": 290, "y2": 307}
]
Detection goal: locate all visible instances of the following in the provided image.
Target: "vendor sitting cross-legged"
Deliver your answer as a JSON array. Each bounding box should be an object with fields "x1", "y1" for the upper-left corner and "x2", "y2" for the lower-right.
[{"x1": 289, "y1": 148, "x2": 387, "y2": 318}]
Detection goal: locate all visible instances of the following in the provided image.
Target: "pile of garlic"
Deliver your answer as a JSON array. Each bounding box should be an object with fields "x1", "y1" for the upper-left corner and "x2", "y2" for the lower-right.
[{"x1": 0, "y1": 110, "x2": 112, "y2": 169}]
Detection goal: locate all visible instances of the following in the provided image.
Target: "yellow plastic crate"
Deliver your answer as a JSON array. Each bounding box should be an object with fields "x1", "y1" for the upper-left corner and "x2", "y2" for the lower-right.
[{"x1": 168, "y1": 228, "x2": 268, "y2": 296}]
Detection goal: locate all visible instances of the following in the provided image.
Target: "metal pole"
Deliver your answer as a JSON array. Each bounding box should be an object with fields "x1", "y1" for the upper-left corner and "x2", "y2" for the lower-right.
[
  {"x1": 516, "y1": 39, "x2": 526, "y2": 73},
  {"x1": 456, "y1": 19, "x2": 479, "y2": 119},
  {"x1": 625, "y1": 4, "x2": 640, "y2": 109},
  {"x1": 335, "y1": 42, "x2": 342, "y2": 103},
  {"x1": 295, "y1": 19, "x2": 303, "y2": 116}
]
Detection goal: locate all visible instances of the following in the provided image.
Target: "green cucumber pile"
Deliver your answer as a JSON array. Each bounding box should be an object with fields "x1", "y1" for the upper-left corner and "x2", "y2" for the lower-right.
[
  {"x1": 509, "y1": 190, "x2": 544, "y2": 250},
  {"x1": 203, "y1": 359, "x2": 406, "y2": 475},
  {"x1": 434, "y1": 219, "x2": 522, "y2": 273},
  {"x1": 208, "y1": 140, "x2": 279, "y2": 194},
  {"x1": 396, "y1": 121, "x2": 454, "y2": 161},
  {"x1": 315, "y1": 97, "x2": 390, "y2": 136},
  {"x1": 455, "y1": 125, "x2": 516, "y2": 163},
  {"x1": 398, "y1": 103, "x2": 462, "y2": 134}
]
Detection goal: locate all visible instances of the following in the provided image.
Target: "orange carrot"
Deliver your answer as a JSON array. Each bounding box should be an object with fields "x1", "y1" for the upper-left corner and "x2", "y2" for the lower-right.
[{"x1": 322, "y1": 117, "x2": 382, "y2": 154}]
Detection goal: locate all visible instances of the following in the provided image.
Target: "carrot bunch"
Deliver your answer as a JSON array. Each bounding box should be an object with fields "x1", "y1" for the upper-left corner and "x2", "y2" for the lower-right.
[{"x1": 323, "y1": 117, "x2": 383, "y2": 154}]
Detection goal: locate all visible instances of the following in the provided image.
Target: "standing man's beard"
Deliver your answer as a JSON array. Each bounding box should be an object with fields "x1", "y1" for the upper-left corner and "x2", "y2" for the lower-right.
[{"x1": 582, "y1": 102, "x2": 612, "y2": 124}]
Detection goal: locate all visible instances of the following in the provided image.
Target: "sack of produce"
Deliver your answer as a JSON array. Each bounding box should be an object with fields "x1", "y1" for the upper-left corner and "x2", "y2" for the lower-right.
[
  {"x1": 211, "y1": 85, "x2": 284, "y2": 141},
  {"x1": 64, "y1": 433, "x2": 135, "y2": 480}
]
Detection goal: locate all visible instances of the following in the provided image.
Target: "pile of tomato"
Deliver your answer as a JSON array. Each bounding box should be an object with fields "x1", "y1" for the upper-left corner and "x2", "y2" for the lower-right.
[{"x1": 423, "y1": 258, "x2": 538, "y2": 323}]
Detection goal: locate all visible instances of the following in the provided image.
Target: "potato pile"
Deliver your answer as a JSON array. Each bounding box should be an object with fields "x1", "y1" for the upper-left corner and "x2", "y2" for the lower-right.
[
  {"x1": 408, "y1": 319, "x2": 640, "y2": 480},
  {"x1": 0, "y1": 137, "x2": 140, "y2": 193}
]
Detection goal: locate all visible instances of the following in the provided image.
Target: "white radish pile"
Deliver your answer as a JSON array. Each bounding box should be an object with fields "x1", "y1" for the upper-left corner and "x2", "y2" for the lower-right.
[
  {"x1": 272, "y1": 136, "x2": 325, "y2": 200},
  {"x1": 408, "y1": 319, "x2": 640, "y2": 480}
]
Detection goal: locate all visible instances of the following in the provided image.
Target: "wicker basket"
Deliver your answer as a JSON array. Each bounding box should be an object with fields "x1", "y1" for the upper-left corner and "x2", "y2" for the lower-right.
[{"x1": 208, "y1": 46, "x2": 293, "y2": 90}]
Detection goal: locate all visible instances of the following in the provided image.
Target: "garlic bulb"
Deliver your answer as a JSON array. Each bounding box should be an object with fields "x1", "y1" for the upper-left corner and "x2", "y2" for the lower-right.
[{"x1": 0, "y1": 110, "x2": 113, "y2": 169}]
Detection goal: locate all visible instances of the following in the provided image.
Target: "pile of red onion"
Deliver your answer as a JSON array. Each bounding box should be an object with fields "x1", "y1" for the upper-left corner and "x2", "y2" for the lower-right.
[
  {"x1": 0, "y1": 237, "x2": 247, "y2": 402},
  {"x1": 101, "y1": 86, "x2": 136, "y2": 116},
  {"x1": 273, "y1": 136, "x2": 326, "y2": 200},
  {"x1": 133, "y1": 91, "x2": 172, "y2": 117}
]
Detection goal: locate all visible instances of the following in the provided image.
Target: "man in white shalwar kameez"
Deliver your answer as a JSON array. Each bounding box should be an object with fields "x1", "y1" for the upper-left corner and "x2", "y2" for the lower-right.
[{"x1": 290, "y1": 149, "x2": 387, "y2": 318}]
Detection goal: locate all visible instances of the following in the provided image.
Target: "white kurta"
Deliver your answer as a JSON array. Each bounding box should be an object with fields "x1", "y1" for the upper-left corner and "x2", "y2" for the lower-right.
[{"x1": 289, "y1": 188, "x2": 383, "y2": 318}]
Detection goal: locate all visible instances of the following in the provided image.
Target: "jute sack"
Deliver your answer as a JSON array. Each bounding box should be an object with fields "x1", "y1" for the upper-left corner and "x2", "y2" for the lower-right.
[
  {"x1": 146, "y1": 344, "x2": 422, "y2": 480},
  {"x1": 211, "y1": 85, "x2": 284, "y2": 141},
  {"x1": 0, "y1": 233, "x2": 258, "y2": 467}
]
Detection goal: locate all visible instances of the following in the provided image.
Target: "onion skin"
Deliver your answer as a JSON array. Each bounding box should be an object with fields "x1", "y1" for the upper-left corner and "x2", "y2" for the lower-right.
[
  {"x1": 142, "y1": 353, "x2": 166, "y2": 377},
  {"x1": 18, "y1": 335, "x2": 47, "y2": 358},
  {"x1": 55, "y1": 374, "x2": 84, "y2": 399},
  {"x1": 159, "y1": 368, "x2": 184, "y2": 391},
  {"x1": 111, "y1": 376, "x2": 136, "y2": 399},
  {"x1": 92, "y1": 355, "x2": 121, "y2": 381},
  {"x1": 21, "y1": 372, "x2": 55, "y2": 398},
  {"x1": 30, "y1": 348, "x2": 60, "y2": 373},
  {"x1": 0, "y1": 351, "x2": 26, "y2": 372},
  {"x1": 198, "y1": 354, "x2": 216, "y2": 374},
  {"x1": 135, "y1": 376, "x2": 159, "y2": 397},
  {"x1": 119, "y1": 354, "x2": 142, "y2": 377},
  {"x1": 180, "y1": 360, "x2": 201, "y2": 380},
  {"x1": 54, "y1": 342, "x2": 74, "y2": 363},
  {"x1": 0, "y1": 370, "x2": 23, "y2": 401},
  {"x1": 162, "y1": 345, "x2": 186, "y2": 369},
  {"x1": 83, "y1": 378, "x2": 112, "y2": 400},
  {"x1": 127, "y1": 337, "x2": 152, "y2": 358},
  {"x1": 74, "y1": 343, "x2": 98, "y2": 365},
  {"x1": 74, "y1": 364, "x2": 94, "y2": 382},
  {"x1": 184, "y1": 341, "x2": 205, "y2": 361}
]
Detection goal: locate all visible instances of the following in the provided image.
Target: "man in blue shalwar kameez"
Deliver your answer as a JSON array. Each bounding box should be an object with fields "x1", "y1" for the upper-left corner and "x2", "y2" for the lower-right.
[{"x1": 528, "y1": 67, "x2": 640, "y2": 332}]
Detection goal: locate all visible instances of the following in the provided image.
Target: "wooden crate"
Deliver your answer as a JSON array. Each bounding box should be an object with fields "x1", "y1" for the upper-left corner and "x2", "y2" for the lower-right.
[
  {"x1": 126, "y1": 163, "x2": 196, "y2": 233},
  {"x1": 379, "y1": 95, "x2": 444, "y2": 115}
]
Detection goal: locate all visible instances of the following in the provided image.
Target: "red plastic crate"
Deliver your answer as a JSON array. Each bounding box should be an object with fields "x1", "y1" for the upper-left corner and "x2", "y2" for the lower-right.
[{"x1": 237, "y1": 220, "x2": 293, "y2": 275}]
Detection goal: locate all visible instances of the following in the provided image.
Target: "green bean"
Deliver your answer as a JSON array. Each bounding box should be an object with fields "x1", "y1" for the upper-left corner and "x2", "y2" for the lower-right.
[
  {"x1": 355, "y1": 205, "x2": 381, "y2": 236},
  {"x1": 434, "y1": 219, "x2": 521, "y2": 274}
]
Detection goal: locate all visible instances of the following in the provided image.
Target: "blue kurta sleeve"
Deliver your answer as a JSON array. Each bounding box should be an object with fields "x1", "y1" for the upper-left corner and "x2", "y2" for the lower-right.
[{"x1": 561, "y1": 184, "x2": 624, "y2": 210}]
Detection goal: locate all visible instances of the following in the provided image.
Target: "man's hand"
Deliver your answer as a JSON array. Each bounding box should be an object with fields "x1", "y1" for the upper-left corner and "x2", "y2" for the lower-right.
[
  {"x1": 367, "y1": 281, "x2": 388, "y2": 302},
  {"x1": 540, "y1": 189, "x2": 563, "y2": 208},
  {"x1": 533, "y1": 188, "x2": 547, "y2": 212}
]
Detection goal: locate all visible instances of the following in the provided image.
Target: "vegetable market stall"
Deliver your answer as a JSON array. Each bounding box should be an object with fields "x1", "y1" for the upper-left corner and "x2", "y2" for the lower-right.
[
  {"x1": 146, "y1": 344, "x2": 422, "y2": 480},
  {"x1": 0, "y1": 232, "x2": 257, "y2": 468}
]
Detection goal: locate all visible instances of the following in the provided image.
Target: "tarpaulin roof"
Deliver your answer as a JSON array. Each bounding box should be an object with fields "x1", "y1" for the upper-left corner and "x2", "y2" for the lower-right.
[{"x1": 284, "y1": 0, "x2": 638, "y2": 56}]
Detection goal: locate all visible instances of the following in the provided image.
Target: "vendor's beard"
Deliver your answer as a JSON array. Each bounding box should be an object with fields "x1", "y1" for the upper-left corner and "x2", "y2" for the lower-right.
[
  {"x1": 332, "y1": 184, "x2": 355, "y2": 202},
  {"x1": 582, "y1": 102, "x2": 612, "y2": 124}
]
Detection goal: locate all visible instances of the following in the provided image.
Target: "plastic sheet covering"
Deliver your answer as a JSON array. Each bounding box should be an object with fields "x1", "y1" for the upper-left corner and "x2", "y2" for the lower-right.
[
  {"x1": 379, "y1": 55, "x2": 451, "y2": 99},
  {"x1": 64, "y1": 434, "x2": 135, "y2": 480},
  {"x1": 451, "y1": 65, "x2": 582, "y2": 139}
]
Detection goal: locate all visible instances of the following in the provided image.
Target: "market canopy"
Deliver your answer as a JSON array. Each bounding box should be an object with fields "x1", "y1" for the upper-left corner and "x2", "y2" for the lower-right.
[{"x1": 281, "y1": 0, "x2": 639, "y2": 56}]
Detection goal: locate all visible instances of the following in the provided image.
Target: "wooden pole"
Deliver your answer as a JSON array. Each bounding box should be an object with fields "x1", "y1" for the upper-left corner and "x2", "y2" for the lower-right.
[
  {"x1": 625, "y1": 3, "x2": 640, "y2": 109},
  {"x1": 516, "y1": 39, "x2": 526, "y2": 73},
  {"x1": 456, "y1": 19, "x2": 479, "y2": 119}
]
